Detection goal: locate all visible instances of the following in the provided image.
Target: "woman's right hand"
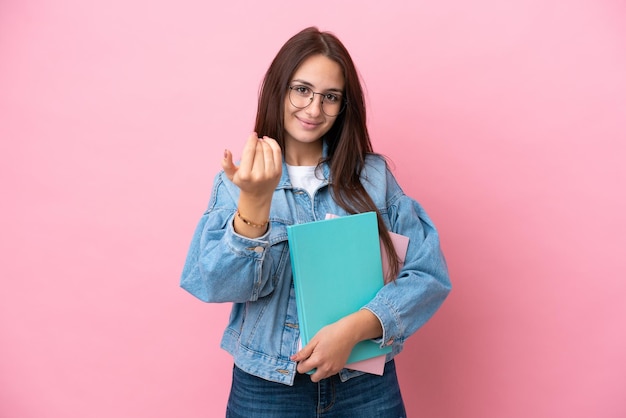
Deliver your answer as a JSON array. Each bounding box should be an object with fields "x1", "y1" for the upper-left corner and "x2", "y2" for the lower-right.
[
  {"x1": 222, "y1": 132, "x2": 282, "y2": 237},
  {"x1": 222, "y1": 132, "x2": 282, "y2": 200}
]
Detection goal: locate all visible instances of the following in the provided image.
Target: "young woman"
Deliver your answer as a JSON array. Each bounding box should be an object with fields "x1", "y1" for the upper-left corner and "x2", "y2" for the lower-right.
[{"x1": 181, "y1": 27, "x2": 451, "y2": 417}]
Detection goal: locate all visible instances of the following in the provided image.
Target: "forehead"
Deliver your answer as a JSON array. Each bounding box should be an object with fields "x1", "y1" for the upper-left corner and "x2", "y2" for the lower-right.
[{"x1": 291, "y1": 54, "x2": 345, "y2": 90}]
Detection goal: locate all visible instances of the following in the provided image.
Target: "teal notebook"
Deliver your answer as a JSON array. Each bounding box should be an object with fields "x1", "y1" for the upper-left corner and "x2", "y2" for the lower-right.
[{"x1": 287, "y1": 212, "x2": 392, "y2": 365}]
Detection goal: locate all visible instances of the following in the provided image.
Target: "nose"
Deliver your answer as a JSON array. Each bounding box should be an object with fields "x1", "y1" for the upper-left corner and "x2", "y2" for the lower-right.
[{"x1": 305, "y1": 93, "x2": 324, "y2": 117}]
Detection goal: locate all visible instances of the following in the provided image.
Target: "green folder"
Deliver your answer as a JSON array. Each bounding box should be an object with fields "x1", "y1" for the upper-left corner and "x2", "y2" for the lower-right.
[{"x1": 287, "y1": 212, "x2": 392, "y2": 365}]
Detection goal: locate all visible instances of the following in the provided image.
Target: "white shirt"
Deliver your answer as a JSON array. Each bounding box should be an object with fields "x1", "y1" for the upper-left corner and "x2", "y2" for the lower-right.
[{"x1": 286, "y1": 164, "x2": 324, "y2": 198}]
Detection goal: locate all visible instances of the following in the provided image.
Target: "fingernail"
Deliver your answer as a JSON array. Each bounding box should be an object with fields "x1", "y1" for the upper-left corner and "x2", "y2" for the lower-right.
[{"x1": 224, "y1": 149, "x2": 228, "y2": 159}]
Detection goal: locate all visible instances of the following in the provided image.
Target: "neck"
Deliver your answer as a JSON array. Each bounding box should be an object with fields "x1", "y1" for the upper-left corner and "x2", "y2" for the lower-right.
[{"x1": 284, "y1": 141, "x2": 323, "y2": 166}]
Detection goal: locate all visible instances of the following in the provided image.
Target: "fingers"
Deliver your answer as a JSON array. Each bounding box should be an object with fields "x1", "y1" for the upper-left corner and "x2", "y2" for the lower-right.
[
  {"x1": 291, "y1": 339, "x2": 339, "y2": 382},
  {"x1": 294, "y1": 354, "x2": 334, "y2": 383},
  {"x1": 291, "y1": 340, "x2": 318, "y2": 376},
  {"x1": 291, "y1": 341, "x2": 314, "y2": 363},
  {"x1": 221, "y1": 148, "x2": 236, "y2": 180},
  {"x1": 239, "y1": 134, "x2": 282, "y2": 180},
  {"x1": 222, "y1": 133, "x2": 283, "y2": 197},
  {"x1": 260, "y1": 136, "x2": 282, "y2": 174},
  {"x1": 291, "y1": 322, "x2": 357, "y2": 381},
  {"x1": 309, "y1": 369, "x2": 326, "y2": 383},
  {"x1": 238, "y1": 132, "x2": 261, "y2": 175},
  {"x1": 294, "y1": 354, "x2": 317, "y2": 377},
  {"x1": 222, "y1": 132, "x2": 260, "y2": 180}
]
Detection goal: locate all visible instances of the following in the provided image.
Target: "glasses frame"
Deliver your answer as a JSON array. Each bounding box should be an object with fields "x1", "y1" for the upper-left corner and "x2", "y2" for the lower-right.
[{"x1": 288, "y1": 85, "x2": 348, "y2": 117}]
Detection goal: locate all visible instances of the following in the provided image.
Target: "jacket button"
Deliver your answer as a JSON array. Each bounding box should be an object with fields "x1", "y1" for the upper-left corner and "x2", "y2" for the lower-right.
[{"x1": 253, "y1": 246, "x2": 264, "y2": 253}]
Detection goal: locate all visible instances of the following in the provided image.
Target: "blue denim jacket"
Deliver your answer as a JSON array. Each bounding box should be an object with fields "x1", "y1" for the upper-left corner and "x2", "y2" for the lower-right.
[{"x1": 180, "y1": 152, "x2": 451, "y2": 386}]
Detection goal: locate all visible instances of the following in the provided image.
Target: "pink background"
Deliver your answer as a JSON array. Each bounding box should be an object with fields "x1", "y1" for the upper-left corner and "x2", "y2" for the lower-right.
[{"x1": 1, "y1": 0, "x2": 625, "y2": 417}]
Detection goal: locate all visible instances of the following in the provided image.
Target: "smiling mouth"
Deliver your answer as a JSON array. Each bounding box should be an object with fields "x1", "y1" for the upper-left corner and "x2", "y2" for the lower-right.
[{"x1": 297, "y1": 117, "x2": 320, "y2": 128}]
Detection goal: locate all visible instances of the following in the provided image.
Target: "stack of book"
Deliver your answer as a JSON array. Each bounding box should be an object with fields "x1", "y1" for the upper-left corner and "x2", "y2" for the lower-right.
[{"x1": 287, "y1": 211, "x2": 409, "y2": 375}]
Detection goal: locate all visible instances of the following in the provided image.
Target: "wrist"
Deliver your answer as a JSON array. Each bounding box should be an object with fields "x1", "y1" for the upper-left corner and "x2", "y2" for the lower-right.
[
  {"x1": 233, "y1": 196, "x2": 272, "y2": 238},
  {"x1": 236, "y1": 209, "x2": 269, "y2": 229}
]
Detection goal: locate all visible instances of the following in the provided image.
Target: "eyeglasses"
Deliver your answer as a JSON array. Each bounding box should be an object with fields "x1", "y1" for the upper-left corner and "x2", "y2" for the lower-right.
[{"x1": 288, "y1": 85, "x2": 347, "y2": 117}]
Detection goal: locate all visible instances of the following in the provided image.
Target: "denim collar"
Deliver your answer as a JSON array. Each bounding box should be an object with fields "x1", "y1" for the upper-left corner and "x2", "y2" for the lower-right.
[{"x1": 278, "y1": 141, "x2": 330, "y2": 189}]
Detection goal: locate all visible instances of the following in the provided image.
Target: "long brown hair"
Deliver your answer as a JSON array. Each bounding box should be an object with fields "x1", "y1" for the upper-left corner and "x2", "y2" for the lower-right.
[{"x1": 255, "y1": 27, "x2": 400, "y2": 282}]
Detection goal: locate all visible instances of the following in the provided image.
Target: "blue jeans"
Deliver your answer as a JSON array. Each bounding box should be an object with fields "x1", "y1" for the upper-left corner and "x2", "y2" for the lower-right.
[{"x1": 226, "y1": 360, "x2": 407, "y2": 418}]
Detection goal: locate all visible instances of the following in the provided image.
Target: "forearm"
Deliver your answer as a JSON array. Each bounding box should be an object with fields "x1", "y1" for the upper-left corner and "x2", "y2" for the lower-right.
[
  {"x1": 338, "y1": 309, "x2": 383, "y2": 344},
  {"x1": 181, "y1": 205, "x2": 278, "y2": 303}
]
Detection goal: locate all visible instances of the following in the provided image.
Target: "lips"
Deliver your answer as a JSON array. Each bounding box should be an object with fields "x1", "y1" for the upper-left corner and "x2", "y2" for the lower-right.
[{"x1": 296, "y1": 116, "x2": 321, "y2": 130}]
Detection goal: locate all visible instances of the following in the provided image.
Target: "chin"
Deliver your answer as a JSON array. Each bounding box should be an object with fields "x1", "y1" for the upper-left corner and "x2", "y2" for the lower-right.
[
  {"x1": 286, "y1": 126, "x2": 325, "y2": 143},
  {"x1": 300, "y1": 134, "x2": 324, "y2": 143}
]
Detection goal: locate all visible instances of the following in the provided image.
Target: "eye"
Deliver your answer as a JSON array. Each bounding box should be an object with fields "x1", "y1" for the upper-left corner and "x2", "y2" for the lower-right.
[
  {"x1": 324, "y1": 93, "x2": 340, "y2": 103},
  {"x1": 293, "y1": 85, "x2": 311, "y2": 96}
]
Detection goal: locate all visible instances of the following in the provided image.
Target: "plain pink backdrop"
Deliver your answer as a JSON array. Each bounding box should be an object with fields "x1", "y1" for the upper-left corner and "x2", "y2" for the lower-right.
[{"x1": 1, "y1": 1, "x2": 625, "y2": 417}]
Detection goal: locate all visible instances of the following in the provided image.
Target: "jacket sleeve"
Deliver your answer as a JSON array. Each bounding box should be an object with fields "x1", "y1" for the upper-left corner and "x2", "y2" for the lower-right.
[
  {"x1": 180, "y1": 171, "x2": 286, "y2": 303},
  {"x1": 362, "y1": 167, "x2": 451, "y2": 349}
]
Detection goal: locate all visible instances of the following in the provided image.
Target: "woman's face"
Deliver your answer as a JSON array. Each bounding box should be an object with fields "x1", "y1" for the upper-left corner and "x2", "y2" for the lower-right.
[{"x1": 283, "y1": 54, "x2": 345, "y2": 160}]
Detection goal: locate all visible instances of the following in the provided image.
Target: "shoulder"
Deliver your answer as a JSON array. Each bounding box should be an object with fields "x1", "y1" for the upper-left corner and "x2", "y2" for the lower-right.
[
  {"x1": 361, "y1": 153, "x2": 389, "y2": 180},
  {"x1": 361, "y1": 154, "x2": 400, "y2": 187},
  {"x1": 363, "y1": 153, "x2": 387, "y2": 168},
  {"x1": 361, "y1": 153, "x2": 405, "y2": 203}
]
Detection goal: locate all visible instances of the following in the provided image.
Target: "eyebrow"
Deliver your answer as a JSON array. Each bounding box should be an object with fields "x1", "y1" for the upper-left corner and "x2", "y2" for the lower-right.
[{"x1": 291, "y1": 79, "x2": 344, "y2": 93}]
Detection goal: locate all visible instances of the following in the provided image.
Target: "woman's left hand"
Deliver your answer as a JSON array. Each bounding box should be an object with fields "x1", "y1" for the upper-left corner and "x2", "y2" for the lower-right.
[
  {"x1": 291, "y1": 309, "x2": 383, "y2": 382},
  {"x1": 291, "y1": 319, "x2": 356, "y2": 382}
]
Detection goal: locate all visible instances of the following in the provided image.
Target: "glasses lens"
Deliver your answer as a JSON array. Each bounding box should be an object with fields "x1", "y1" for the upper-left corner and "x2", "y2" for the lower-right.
[
  {"x1": 321, "y1": 95, "x2": 344, "y2": 117},
  {"x1": 289, "y1": 86, "x2": 311, "y2": 109}
]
